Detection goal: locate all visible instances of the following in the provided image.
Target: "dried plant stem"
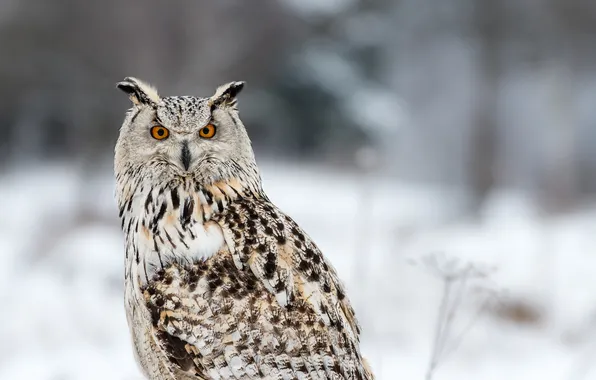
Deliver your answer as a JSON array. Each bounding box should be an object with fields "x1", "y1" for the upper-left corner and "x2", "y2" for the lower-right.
[{"x1": 426, "y1": 278, "x2": 453, "y2": 380}]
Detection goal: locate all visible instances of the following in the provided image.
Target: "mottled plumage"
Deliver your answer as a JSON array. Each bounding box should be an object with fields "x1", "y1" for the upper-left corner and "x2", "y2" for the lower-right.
[{"x1": 114, "y1": 77, "x2": 374, "y2": 380}]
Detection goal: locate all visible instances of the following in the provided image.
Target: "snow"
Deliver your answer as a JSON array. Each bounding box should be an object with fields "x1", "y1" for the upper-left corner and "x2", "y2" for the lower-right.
[{"x1": 1, "y1": 162, "x2": 596, "y2": 379}]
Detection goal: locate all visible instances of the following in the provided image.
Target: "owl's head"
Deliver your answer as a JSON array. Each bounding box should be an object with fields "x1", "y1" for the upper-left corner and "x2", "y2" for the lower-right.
[{"x1": 115, "y1": 77, "x2": 261, "y2": 191}]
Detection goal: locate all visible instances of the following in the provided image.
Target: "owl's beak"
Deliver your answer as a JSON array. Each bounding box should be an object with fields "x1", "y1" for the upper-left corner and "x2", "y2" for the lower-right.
[{"x1": 181, "y1": 141, "x2": 192, "y2": 171}]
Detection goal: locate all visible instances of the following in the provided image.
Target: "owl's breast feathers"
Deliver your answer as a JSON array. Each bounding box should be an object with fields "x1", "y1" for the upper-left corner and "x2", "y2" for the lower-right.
[{"x1": 133, "y1": 177, "x2": 373, "y2": 379}]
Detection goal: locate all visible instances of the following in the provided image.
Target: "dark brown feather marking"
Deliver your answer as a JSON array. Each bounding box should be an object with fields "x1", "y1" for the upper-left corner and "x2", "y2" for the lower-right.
[
  {"x1": 181, "y1": 197, "x2": 194, "y2": 227},
  {"x1": 156, "y1": 331, "x2": 197, "y2": 373},
  {"x1": 170, "y1": 188, "x2": 180, "y2": 209}
]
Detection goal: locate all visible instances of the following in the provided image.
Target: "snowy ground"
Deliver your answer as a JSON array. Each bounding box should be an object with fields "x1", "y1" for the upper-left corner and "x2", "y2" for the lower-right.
[{"x1": 1, "y1": 161, "x2": 596, "y2": 380}]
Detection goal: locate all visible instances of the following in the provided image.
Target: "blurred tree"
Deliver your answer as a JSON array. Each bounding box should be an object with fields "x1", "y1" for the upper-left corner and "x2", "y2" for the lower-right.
[
  {"x1": 0, "y1": 0, "x2": 302, "y2": 166},
  {"x1": 468, "y1": 0, "x2": 501, "y2": 213},
  {"x1": 1, "y1": 0, "x2": 596, "y2": 210}
]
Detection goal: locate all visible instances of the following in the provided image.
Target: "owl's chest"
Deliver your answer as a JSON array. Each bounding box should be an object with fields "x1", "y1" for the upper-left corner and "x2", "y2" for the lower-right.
[
  {"x1": 123, "y1": 189, "x2": 229, "y2": 290},
  {"x1": 127, "y1": 216, "x2": 226, "y2": 279},
  {"x1": 123, "y1": 212, "x2": 229, "y2": 369}
]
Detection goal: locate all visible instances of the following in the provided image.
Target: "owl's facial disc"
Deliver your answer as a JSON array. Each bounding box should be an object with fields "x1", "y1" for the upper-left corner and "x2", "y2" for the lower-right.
[{"x1": 116, "y1": 78, "x2": 260, "y2": 189}]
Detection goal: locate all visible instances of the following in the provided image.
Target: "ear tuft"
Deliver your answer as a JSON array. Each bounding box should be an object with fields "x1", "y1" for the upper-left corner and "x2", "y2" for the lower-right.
[
  {"x1": 116, "y1": 77, "x2": 160, "y2": 106},
  {"x1": 209, "y1": 81, "x2": 245, "y2": 109}
]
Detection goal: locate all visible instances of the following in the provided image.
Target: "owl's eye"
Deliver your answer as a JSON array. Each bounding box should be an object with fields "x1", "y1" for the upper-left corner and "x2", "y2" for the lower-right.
[
  {"x1": 199, "y1": 124, "x2": 216, "y2": 139},
  {"x1": 150, "y1": 126, "x2": 169, "y2": 140}
]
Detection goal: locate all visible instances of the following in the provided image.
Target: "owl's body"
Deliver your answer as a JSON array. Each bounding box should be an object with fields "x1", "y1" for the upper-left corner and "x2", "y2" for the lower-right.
[{"x1": 115, "y1": 78, "x2": 374, "y2": 380}]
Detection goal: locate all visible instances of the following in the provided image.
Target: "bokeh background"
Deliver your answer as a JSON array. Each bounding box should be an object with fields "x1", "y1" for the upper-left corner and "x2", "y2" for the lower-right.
[{"x1": 1, "y1": 1, "x2": 596, "y2": 379}]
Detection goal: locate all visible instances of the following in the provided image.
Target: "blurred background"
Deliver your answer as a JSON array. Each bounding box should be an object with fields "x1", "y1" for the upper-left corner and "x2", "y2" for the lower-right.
[{"x1": 1, "y1": 1, "x2": 596, "y2": 379}]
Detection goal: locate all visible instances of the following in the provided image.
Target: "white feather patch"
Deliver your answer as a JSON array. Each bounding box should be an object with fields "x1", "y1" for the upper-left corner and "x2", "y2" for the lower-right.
[
  {"x1": 300, "y1": 280, "x2": 330, "y2": 325},
  {"x1": 186, "y1": 222, "x2": 225, "y2": 261}
]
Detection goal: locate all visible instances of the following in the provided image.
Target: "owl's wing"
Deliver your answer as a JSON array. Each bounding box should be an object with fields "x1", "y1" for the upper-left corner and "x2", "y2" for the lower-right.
[
  {"x1": 221, "y1": 197, "x2": 361, "y2": 339},
  {"x1": 144, "y1": 196, "x2": 373, "y2": 379},
  {"x1": 145, "y1": 255, "x2": 372, "y2": 380},
  {"x1": 218, "y1": 197, "x2": 372, "y2": 378}
]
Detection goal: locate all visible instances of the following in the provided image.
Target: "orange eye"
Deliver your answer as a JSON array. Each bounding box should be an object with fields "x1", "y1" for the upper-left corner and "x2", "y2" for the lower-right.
[
  {"x1": 199, "y1": 124, "x2": 216, "y2": 139},
  {"x1": 150, "y1": 125, "x2": 169, "y2": 140}
]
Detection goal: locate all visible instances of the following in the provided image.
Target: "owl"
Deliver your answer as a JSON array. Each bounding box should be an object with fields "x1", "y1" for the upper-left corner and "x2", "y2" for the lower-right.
[{"x1": 114, "y1": 77, "x2": 374, "y2": 380}]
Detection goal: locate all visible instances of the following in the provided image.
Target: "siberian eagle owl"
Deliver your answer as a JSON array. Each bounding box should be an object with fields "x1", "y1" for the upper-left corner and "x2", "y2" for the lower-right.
[{"x1": 114, "y1": 77, "x2": 374, "y2": 380}]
